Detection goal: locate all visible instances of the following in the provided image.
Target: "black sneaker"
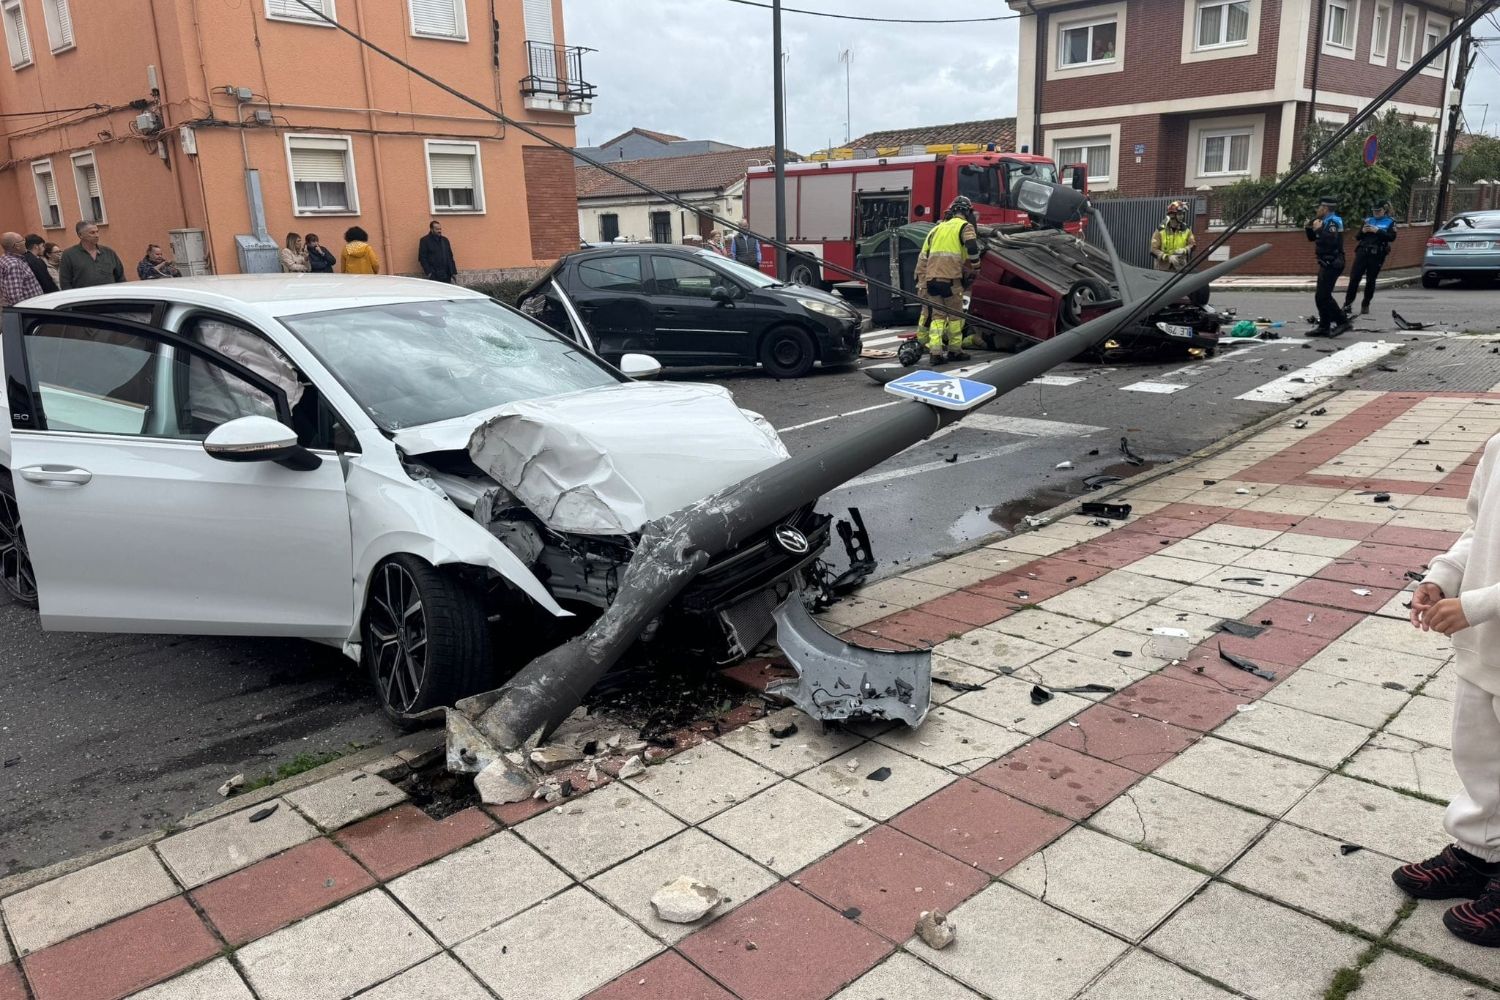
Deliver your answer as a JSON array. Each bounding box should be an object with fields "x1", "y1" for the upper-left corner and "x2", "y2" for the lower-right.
[
  {"x1": 1359, "y1": 303, "x2": 1370, "y2": 316},
  {"x1": 949, "y1": 350, "x2": 972, "y2": 362},
  {"x1": 1444, "y1": 879, "x2": 1500, "y2": 947},
  {"x1": 1311, "y1": 327, "x2": 1331, "y2": 337},
  {"x1": 1331, "y1": 320, "x2": 1353, "y2": 337},
  {"x1": 926, "y1": 353, "x2": 947, "y2": 366},
  {"x1": 1393, "y1": 845, "x2": 1498, "y2": 900}
]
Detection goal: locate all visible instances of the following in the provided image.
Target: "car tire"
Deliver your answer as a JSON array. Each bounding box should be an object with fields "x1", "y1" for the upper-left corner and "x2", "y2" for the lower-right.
[
  {"x1": 0, "y1": 469, "x2": 38, "y2": 608},
  {"x1": 787, "y1": 256, "x2": 820, "y2": 287},
  {"x1": 363, "y1": 555, "x2": 492, "y2": 728},
  {"x1": 1060, "y1": 278, "x2": 1110, "y2": 328},
  {"x1": 761, "y1": 326, "x2": 817, "y2": 379},
  {"x1": 1421, "y1": 271, "x2": 1441, "y2": 289}
]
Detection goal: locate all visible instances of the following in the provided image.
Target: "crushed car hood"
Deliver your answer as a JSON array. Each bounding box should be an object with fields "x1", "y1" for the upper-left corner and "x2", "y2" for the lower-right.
[{"x1": 466, "y1": 382, "x2": 790, "y2": 536}]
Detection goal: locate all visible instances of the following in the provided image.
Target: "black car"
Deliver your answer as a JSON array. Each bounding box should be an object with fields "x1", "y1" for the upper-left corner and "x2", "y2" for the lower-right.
[{"x1": 519, "y1": 245, "x2": 864, "y2": 378}]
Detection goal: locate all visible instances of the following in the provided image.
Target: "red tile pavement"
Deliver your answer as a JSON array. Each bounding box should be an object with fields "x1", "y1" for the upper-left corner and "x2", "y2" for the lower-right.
[
  {"x1": 1315, "y1": 559, "x2": 1417, "y2": 590},
  {"x1": 1088, "y1": 531, "x2": 1183, "y2": 554},
  {"x1": 1121, "y1": 515, "x2": 1209, "y2": 539},
  {"x1": 21, "y1": 897, "x2": 219, "y2": 1000},
  {"x1": 191, "y1": 837, "x2": 375, "y2": 946},
  {"x1": 1145, "y1": 504, "x2": 1226, "y2": 525},
  {"x1": 970, "y1": 741, "x2": 1140, "y2": 821},
  {"x1": 965, "y1": 573, "x2": 1072, "y2": 606},
  {"x1": 1283, "y1": 517, "x2": 1377, "y2": 540},
  {"x1": 793, "y1": 826, "x2": 989, "y2": 943},
  {"x1": 837, "y1": 628, "x2": 918, "y2": 652},
  {"x1": 1042, "y1": 704, "x2": 1199, "y2": 774},
  {"x1": 586, "y1": 952, "x2": 736, "y2": 1000},
  {"x1": 918, "y1": 589, "x2": 1015, "y2": 627},
  {"x1": 1343, "y1": 541, "x2": 1439, "y2": 569},
  {"x1": 1160, "y1": 646, "x2": 1283, "y2": 700},
  {"x1": 485, "y1": 795, "x2": 554, "y2": 828},
  {"x1": 1008, "y1": 559, "x2": 1111, "y2": 587},
  {"x1": 1366, "y1": 525, "x2": 1460, "y2": 551},
  {"x1": 1282, "y1": 579, "x2": 1400, "y2": 615},
  {"x1": 1105, "y1": 673, "x2": 1246, "y2": 732},
  {"x1": 0, "y1": 964, "x2": 25, "y2": 1000},
  {"x1": 1212, "y1": 628, "x2": 1331, "y2": 670},
  {"x1": 677, "y1": 884, "x2": 891, "y2": 1000},
  {"x1": 889, "y1": 781, "x2": 1071, "y2": 875},
  {"x1": 1052, "y1": 541, "x2": 1149, "y2": 570},
  {"x1": 1247, "y1": 600, "x2": 1363, "y2": 640},
  {"x1": 335, "y1": 804, "x2": 496, "y2": 881},
  {"x1": 720, "y1": 657, "x2": 797, "y2": 693},
  {"x1": 860, "y1": 609, "x2": 970, "y2": 648}
]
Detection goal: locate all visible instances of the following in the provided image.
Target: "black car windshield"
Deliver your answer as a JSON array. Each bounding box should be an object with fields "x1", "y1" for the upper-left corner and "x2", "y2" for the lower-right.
[
  {"x1": 281, "y1": 299, "x2": 619, "y2": 430},
  {"x1": 699, "y1": 251, "x2": 782, "y2": 288}
]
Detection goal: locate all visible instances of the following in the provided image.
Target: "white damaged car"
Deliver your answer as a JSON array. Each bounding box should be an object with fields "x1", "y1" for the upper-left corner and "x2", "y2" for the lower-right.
[{"x1": 0, "y1": 276, "x2": 830, "y2": 721}]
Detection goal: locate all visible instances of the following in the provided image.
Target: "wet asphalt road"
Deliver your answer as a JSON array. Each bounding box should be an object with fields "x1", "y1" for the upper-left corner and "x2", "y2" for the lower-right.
[{"x1": 3, "y1": 282, "x2": 1498, "y2": 878}]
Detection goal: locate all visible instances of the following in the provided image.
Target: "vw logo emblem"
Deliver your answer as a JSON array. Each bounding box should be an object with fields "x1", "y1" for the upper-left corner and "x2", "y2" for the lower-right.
[{"x1": 774, "y1": 524, "x2": 810, "y2": 555}]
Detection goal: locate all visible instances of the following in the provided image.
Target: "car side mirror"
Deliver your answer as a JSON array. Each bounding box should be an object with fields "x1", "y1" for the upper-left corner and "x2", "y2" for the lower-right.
[
  {"x1": 619, "y1": 353, "x2": 663, "y2": 380},
  {"x1": 203, "y1": 415, "x2": 321, "y2": 471},
  {"x1": 711, "y1": 285, "x2": 735, "y2": 305}
]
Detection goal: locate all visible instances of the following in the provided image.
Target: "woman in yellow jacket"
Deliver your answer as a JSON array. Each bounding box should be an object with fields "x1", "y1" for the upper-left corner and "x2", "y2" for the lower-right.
[{"x1": 340, "y1": 226, "x2": 381, "y2": 274}]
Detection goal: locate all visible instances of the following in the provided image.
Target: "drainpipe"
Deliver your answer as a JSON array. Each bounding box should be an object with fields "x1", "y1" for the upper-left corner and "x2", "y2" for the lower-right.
[
  {"x1": 1027, "y1": 1, "x2": 1045, "y2": 153},
  {"x1": 146, "y1": 0, "x2": 201, "y2": 262},
  {"x1": 353, "y1": 2, "x2": 396, "y2": 270},
  {"x1": 1308, "y1": 0, "x2": 1325, "y2": 152}
]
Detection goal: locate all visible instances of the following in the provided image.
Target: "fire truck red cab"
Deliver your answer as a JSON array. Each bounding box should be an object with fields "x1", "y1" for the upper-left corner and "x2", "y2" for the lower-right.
[{"x1": 745, "y1": 148, "x2": 1085, "y2": 285}]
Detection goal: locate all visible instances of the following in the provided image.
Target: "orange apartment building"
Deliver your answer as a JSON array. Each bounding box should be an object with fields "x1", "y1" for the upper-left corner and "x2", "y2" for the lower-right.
[{"x1": 0, "y1": 0, "x2": 590, "y2": 280}]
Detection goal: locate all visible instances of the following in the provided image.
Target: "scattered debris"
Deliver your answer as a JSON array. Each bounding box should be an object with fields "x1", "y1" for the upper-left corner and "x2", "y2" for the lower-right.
[
  {"x1": 1087, "y1": 448, "x2": 1100, "y2": 456},
  {"x1": 1381, "y1": 682, "x2": 1407, "y2": 691},
  {"x1": 1051, "y1": 683, "x2": 1117, "y2": 695},
  {"x1": 768, "y1": 720, "x2": 800, "y2": 739},
  {"x1": 1309, "y1": 407, "x2": 1327, "y2": 416},
  {"x1": 1234, "y1": 487, "x2": 1252, "y2": 495},
  {"x1": 915, "y1": 910, "x2": 957, "y2": 950},
  {"x1": 1436, "y1": 465, "x2": 1446, "y2": 472},
  {"x1": 1055, "y1": 461, "x2": 1074, "y2": 470},
  {"x1": 1112, "y1": 650, "x2": 1133, "y2": 658},
  {"x1": 1119, "y1": 437, "x2": 1145, "y2": 467},
  {"x1": 1216, "y1": 620, "x2": 1266, "y2": 638},
  {"x1": 618, "y1": 755, "x2": 647, "y2": 780},
  {"x1": 529, "y1": 746, "x2": 585, "y2": 773},
  {"x1": 475, "y1": 758, "x2": 535, "y2": 805},
  {"x1": 650, "y1": 877, "x2": 725, "y2": 924},
  {"x1": 867, "y1": 766, "x2": 892, "y2": 782},
  {"x1": 1203, "y1": 479, "x2": 1219, "y2": 486},
  {"x1": 944, "y1": 454, "x2": 958, "y2": 464},
  {"x1": 841, "y1": 907, "x2": 862, "y2": 920},
  {"x1": 932, "y1": 677, "x2": 985, "y2": 693},
  {"x1": 218, "y1": 774, "x2": 245, "y2": 798},
  {"x1": 1235, "y1": 704, "x2": 1258, "y2": 713},
  {"x1": 1392, "y1": 310, "x2": 1428, "y2": 331},
  {"x1": 1372, "y1": 493, "x2": 1391, "y2": 504},
  {"x1": 1218, "y1": 645, "x2": 1277, "y2": 681},
  {"x1": 1080, "y1": 501, "x2": 1132, "y2": 520},
  {"x1": 1029, "y1": 685, "x2": 1054, "y2": 705},
  {"x1": 1376, "y1": 364, "x2": 1398, "y2": 372},
  {"x1": 1083, "y1": 475, "x2": 1123, "y2": 491},
  {"x1": 1340, "y1": 844, "x2": 1364, "y2": 856},
  {"x1": 1221, "y1": 577, "x2": 1265, "y2": 585},
  {"x1": 248, "y1": 805, "x2": 278, "y2": 823},
  {"x1": 1412, "y1": 439, "x2": 1430, "y2": 446},
  {"x1": 1352, "y1": 588, "x2": 1373, "y2": 597},
  {"x1": 1146, "y1": 628, "x2": 1192, "y2": 661},
  {"x1": 1292, "y1": 419, "x2": 1308, "y2": 429}
]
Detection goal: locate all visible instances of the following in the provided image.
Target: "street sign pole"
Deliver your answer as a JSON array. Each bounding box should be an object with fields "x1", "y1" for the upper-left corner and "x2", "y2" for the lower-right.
[
  {"x1": 1433, "y1": 0, "x2": 1474, "y2": 230},
  {"x1": 772, "y1": 0, "x2": 788, "y2": 280}
]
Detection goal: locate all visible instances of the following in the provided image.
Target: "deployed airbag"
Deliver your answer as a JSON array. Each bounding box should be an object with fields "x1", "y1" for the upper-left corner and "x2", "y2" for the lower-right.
[{"x1": 468, "y1": 382, "x2": 789, "y2": 536}]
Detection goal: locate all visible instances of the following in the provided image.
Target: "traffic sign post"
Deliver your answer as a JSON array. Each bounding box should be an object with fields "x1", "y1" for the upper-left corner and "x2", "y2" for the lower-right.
[{"x1": 883, "y1": 370, "x2": 998, "y2": 410}]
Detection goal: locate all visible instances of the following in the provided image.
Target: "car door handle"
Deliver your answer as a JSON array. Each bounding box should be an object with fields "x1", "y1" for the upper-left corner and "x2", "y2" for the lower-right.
[
  {"x1": 658, "y1": 307, "x2": 678, "y2": 316},
  {"x1": 18, "y1": 465, "x2": 92, "y2": 487}
]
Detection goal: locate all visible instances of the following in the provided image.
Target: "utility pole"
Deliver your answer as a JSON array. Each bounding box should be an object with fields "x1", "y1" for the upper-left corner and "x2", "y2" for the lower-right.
[
  {"x1": 1434, "y1": 0, "x2": 1475, "y2": 228},
  {"x1": 840, "y1": 48, "x2": 852, "y2": 144},
  {"x1": 772, "y1": 0, "x2": 788, "y2": 279}
]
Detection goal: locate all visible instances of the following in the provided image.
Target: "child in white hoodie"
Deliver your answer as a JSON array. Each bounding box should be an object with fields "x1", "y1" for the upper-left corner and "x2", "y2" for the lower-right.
[{"x1": 1396, "y1": 438, "x2": 1500, "y2": 947}]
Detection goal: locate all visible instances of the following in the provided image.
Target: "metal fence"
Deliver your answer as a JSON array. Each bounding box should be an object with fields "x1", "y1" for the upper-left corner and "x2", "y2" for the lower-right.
[{"x1": 1084, "y1": 195, "x2": 1195, "y2": 269}]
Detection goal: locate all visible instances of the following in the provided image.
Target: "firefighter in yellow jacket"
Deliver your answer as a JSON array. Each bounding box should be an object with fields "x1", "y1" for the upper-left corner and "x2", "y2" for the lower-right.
[
  {"x1": 1150, "y1": 201, "x2": 1195, "y2": 271},
  {"x1": 916, "y1": 196, "x2": 982, "y2": 364}
]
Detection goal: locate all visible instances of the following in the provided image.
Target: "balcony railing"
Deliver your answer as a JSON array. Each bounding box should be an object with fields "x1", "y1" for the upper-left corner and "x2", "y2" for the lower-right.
[{"x1": 521, "y1": 42, "x2": 597, "y2": 106}]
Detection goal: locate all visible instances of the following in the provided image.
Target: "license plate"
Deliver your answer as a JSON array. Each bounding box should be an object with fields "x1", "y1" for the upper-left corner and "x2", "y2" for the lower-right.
[
  {"x1": 1453, "y1": 241, "x2": 1493, "y2": 250},
  {"x1": 1159, "y1": 323, "x2": 1195, "y2": 339}
]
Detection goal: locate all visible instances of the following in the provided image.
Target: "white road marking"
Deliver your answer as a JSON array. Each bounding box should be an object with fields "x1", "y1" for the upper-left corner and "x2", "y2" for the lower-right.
[
  {"x1": 1235, "y1": 340, "x2": 1402, "y2": 403},
  {"x1": 937, "y1": 413, "x2": 1108, "y2": 438},
  {"x1": 1029, "y1": 375, "x2": 1086, "y2": 387},
  {"x1": 776, "y1": 400, "x2": 901, "y2": 433},
  {"x1": 835, "y1": 440, "x2": 1034, "y2": 489},
  {"x1": 1121, "y1": 381, "x2": 1191, "y2": 394}
]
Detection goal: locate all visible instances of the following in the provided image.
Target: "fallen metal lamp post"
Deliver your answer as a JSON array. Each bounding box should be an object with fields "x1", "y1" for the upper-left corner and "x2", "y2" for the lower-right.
[{"x1": 457, "y1": 217, "x2": 1271, "y2": 756}]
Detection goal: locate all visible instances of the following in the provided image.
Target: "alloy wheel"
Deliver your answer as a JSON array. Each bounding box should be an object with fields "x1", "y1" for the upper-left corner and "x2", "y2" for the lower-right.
[
  {"x1": 0, "y1": 489, "x2": 37, "y2": 604},
  {"x1": 368, "y1": 562, "x2": 429, "y2": 715}
]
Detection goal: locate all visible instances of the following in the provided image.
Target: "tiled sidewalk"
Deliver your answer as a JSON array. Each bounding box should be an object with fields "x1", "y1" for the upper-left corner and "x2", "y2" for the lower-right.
[{"x1": 3, "y1": 390, "x2": 1500, "y2": 1000}]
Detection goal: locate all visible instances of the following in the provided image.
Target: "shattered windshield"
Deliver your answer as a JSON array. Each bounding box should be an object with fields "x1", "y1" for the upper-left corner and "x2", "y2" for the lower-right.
[{"x1": 280, "y1": 299, "x2": 620, "y2": 431}]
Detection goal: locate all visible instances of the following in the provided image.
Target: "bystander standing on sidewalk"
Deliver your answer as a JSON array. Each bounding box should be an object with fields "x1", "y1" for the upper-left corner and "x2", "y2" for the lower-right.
[
  {"x1": 0, "y1": 231, "x2": 44, "y2": 307},
  {"x1": 43, "y1": 242, "x2": 63, "y2": 288},
  {"x1": 727, "y1": 225, "x2": 761, "y2": 269},
  {"x1": 340, "y1": 227, "x2": 380, "y2": 275},
  {"x1": 418, "y1": 221, "x2": 458, "y2": 283},
  {"x1": 22, "y1": 234, "x2": 58, "y2": 294},
  {"x1": 1398, "y1": 433, "x2": 1500, "y2": 947},
  {"x1": 304, "y1": 233, "x2": 336, "y2": 273},
  {"x1": 136, "y1": 243, "x2": 181, "y2": 281},
  {"x1": 58, "y1": 221, "x2": 124, "y2": 289},
  {"x1": 280, "y1": 232, "x2": 309, "y2": 273}
]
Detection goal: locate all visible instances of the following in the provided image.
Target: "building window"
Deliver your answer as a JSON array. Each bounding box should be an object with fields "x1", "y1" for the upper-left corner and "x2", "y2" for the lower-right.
[
  {"x1": 1397, "y1": 8, "x2": 1417, "y2": 63},
  {"x1": 1369, "y1": 1, "x2": 1390, "y2": 59},
  {"x1": 410, "y1": 0, "x2": 465, "y2": 39},
  {"x1": 1054, "y1": 140, "x2": 1113, "y2": 185},
  {"x1": 1423, "y1": 15, "x2": 1448, "y2": 72},
  {"x1": 1199, "y1": 129, "x2": 1253, "y2": 176},
  {"x1": 650, "y1": 212, "x2": 671, "y2": 244},
  {"x1": 32, "y1": 160, "x2": 60, "y2": 229},
  {"x1": 1059, "y1": 18, "x2": 1117, "y2": 66},
  {"x1": 599, "y1": 214, "x2": 620, "y2": 242},
  {"x1": 70, "y1": 152, "x2": 105, "y2": 223},
  {"x1": 41, "y1": 0, "x2": 72, "y2": 52},
  {"x1": 1196, "y1": 0, "x2": 1249, "y2": 48},
  {"x1": 266, "y1": 0, "x2": 334, "y2": 24},
  {"x1": 3, "y1": 0, "x2": 32, "y2": 68},
  {"x1": 287, "y1": 135, "x2": 356, "y2": 215},
  {"x1": 523, "y1": 0, "x2": 554, "y2": 44},
  {"x1": 426, "y1": 140, "x2": 483, "y2": 213},
  {"x1": 1324, "y1": 0, "x2": 1355, "y2": 49}
]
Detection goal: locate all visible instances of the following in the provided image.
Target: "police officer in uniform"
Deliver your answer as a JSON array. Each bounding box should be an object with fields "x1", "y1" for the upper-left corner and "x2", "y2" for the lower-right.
[
  {"x1": 915, "y1": 195, "x2": 982, "y2": 364},
  {"x1": 1306, "y1": 196, "x2": 1350, "y2": 337},
  {"x1": 1342, "y1": 200, "x2": 1398, "y2": 317}
]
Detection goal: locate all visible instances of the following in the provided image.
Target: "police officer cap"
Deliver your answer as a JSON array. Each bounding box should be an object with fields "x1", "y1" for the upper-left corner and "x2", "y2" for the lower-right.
[{"x1": 1318, "y1": 196, "x2": 1338, "y2": 207}]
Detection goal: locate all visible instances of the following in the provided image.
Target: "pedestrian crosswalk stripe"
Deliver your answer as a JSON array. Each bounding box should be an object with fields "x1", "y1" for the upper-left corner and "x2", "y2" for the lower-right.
[{"x1": 1121, "y1": 381, "x2": 1190, "y2": 394}]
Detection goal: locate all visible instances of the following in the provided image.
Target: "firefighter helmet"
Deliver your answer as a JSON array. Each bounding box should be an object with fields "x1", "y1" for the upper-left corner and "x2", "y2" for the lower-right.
[
  {"x1": 947, "y1": 195, "x2": 975, "y2": 218},
  {"x1": 1167, "y1": 200, "x2": 1186, "y2": 214}
]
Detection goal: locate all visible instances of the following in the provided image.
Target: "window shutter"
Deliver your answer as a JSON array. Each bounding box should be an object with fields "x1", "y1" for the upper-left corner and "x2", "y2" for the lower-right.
[
  {"x1": 81, "y1": 163, "x2": 100, "y2": 198},
  {"x1": 290, "y1": 140, "x2": 349, "y2": 183},
  {"x1": 523, "y1": 0, "x2": 554, "y2": 44},
  {"x1": 5, "y1": 4, "x2": 31, "y2": 65},
  {"x1": 429, "y1": 151, "x2": 475, "y2": 189},
  {"x1": 36, "y1": 166, "x2": 57, "y2": 205},
  {"x1": 267, "y1": 0, "x2": 330, "y2": 21},
  {"x1": 411, "y1": 0, "x2": 459, "y2": 36}
]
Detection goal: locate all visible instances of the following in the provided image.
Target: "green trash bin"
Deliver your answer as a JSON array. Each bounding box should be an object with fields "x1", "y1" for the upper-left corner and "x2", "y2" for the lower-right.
[{"x1": 857, "y1": 222, "x2": 934, "y2": 327}]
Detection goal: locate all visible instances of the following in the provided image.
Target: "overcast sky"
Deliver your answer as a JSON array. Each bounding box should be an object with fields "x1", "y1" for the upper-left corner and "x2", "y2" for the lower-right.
[{"x1": 563, "y1": 1, "x2": 1500, "y2": 152}]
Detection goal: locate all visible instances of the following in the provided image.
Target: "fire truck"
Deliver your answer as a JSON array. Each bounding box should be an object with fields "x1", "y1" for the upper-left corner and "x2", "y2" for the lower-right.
[{"x1": 744, "y1": 144, "x2": 1086, "y2": 286}]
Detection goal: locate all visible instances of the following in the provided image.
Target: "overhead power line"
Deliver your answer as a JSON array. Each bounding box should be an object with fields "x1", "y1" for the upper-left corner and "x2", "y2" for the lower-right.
[
  {"x1": 0, "y1": 103, "x2": 107, "y2": 118},
  {"x1": 722, "y1": 0, "x2": 1018, "y2": 25}
]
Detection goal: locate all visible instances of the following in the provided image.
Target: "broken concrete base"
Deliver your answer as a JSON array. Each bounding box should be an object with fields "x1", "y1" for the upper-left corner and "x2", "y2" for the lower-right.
[
  {"x1": 916, "y1": 909, "x2": 957, "y2": 949},
  {"x1": 651, "y1": 877, "x2": 725, "y2": 924},
  {"x1": 474, "y1": 758, "x2": 536, "y2": 806}
]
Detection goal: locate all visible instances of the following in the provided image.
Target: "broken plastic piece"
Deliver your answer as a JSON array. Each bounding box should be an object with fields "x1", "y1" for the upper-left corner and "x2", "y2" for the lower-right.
[
  {"x1": 1083, "y1": 475, "x2": 1123, "y2": 491},
  {"x1": 1340, "y1": 844, "x2": 1364, "y2": 856},
  {"x1": 1372, "y1": 493, "x2": 1391, "y2": 504},
  {"x1": 1392, "y1": 310, "x2": 1428, "y2": 331},
  {"x1": 1217, "y1": 645, "x2": 1277, "y2": 681},
  {"x1": 1055, "y1": 460, "x2": 1074, "y2": 470},
  {"x1": 1310, "y1": 407, "x2": 1327, "y2": 416},
  {"x1": 768, "y1": 720, "x2": 799, "y2": 739},
  {"x1": 1079, "y1": 501, "x2": 1132, "y2": 520},
  {"x1": 1352, "y1": 588, "x2": 1373, "y2": 597},
  {"x1": 770, "y1": 594, "x2": 931, "y2": 727},
  {"x1": 1119, "y1": 437, "x2": 1145, "y2": 467},
  {"x1": 1413, "y1": 439, "x2": 1430, "y2": 446},
  {"x1": 1216, "y1": 620, "x2": 1266, "y2": 638},
  {"x1": 1293, "y1": 419, "x2": 1308, "y2": 429},
  {"x1": 867, "y1": 766, "x2": 892, "y2": 781},
  {"x1": 1221, "y1": 577, "x2": 1265, "y2": 585},
  {"x1": 248, "y1": 805, "x2": 278, "y2": 823},
  {"x1": 932, "y1": 676, "x2": 985, "y2": 693},
  {"x1": 1029, "y1": 684, "x2": 1054, "y2": 705},
  {"x1": 1051, "y1": 683, "x2": 1117, "y2": 695},
  {"x1": 1112, "y1": 650, "x2": 1133, "y2": 658}
]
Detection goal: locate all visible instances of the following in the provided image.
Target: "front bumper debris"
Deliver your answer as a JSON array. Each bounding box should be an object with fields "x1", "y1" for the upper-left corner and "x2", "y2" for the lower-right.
[{"x1": 769, "y1": 593, "x2": 931, "y2": 727}]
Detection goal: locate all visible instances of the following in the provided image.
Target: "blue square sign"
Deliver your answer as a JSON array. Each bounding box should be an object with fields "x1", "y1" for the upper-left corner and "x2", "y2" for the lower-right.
[{"x1": 883, "y1": 370, "x2": 997, "y2": 410}]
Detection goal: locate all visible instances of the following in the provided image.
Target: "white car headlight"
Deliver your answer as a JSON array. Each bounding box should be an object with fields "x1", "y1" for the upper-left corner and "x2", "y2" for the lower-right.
[{"x1": 796, "y1": 297, "x2": 851, "y2": 318}]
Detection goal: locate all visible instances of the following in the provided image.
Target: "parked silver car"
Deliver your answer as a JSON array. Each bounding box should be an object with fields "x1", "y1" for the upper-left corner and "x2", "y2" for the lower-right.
[{"x1": 1423, "y1": 210, "x2": 1500, "y2": 288}]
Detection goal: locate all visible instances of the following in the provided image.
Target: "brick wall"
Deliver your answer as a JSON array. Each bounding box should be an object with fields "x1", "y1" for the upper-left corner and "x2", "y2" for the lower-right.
[
  {"x1": 1040, "y1": 0, "x2": 1283, "y2": 113},
  {"x1": 522, "y1": 146, "x2": 582, "y2": 261},
  {"x1": 1197, "y1": 217, "x2": 1428, "y2": 274},
  {"x1": 1302, "y1": 1, "x2": 1444, "y2": 109}
]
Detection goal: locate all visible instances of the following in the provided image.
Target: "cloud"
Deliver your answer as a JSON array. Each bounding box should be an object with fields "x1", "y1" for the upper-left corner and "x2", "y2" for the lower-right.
[{"x1": 564, "y1": 0, "x2": 1021, "y2": 153}]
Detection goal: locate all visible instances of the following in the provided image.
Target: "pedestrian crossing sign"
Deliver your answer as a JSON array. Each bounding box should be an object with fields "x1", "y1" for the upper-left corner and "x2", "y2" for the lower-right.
[{"x1": 883, "y1": 369, "x2": 997, "y2": 410}]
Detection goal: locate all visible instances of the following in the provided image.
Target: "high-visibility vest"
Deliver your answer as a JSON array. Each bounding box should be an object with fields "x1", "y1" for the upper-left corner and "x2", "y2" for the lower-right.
[
  {"x1": 1157, "y1": 226, "x2": 1191, "y2": 255},
  {"x1": 923, "y1": 217, "x2": 969, "y2": 258}
]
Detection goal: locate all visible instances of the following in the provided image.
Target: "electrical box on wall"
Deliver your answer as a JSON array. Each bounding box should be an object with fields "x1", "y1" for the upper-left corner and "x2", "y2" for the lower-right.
[{"x1": 179, "y1": 127, "x2": 197, "y2": 155}]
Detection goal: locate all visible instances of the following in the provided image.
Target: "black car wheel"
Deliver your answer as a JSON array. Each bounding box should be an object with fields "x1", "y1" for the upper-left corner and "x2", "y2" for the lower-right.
[
  {"x1": 0, "y1": 470, "x2": 37, "y2": 607},
  {"x1": 1060, "y1": 278, "x2": 1110, "y2": 328},
  {"x1": 1421, "y1": 271, "x2": 1441, "y2": 289},
  {"x1": 787, "y1": 257, "x2": 818, "y2": 286},
  {"x1": 364, "y1": 555, "x2": 491, "y2": 727},
  {"x1": 761, "y1": 326, "x2": 817, "y2": 379}
]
